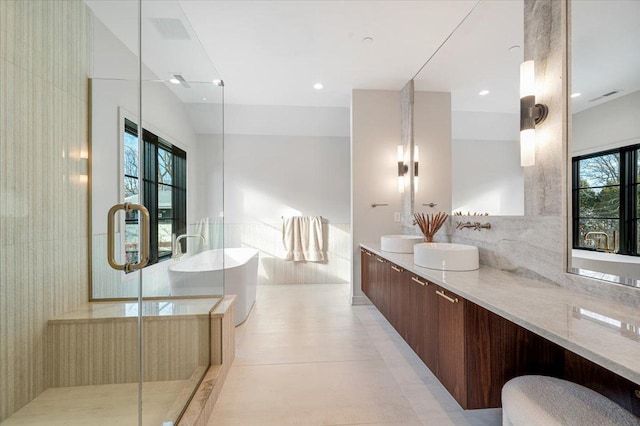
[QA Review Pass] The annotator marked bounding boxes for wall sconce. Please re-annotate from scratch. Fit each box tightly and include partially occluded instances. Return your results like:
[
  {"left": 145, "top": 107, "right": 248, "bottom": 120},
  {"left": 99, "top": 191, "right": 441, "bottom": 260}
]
[
  {"left": 79, "top": 157, "right": 89, "bottom": 176},
  {"left": 397, "top": 145, "right": 408, "bottom": 193},
  {"left": 413, "top": 146, "right": 419, "bottom": 193},
  {"left": 520, "top": 60, "right": 548, "bottom": 167},
  {"left": 397, "top": 145, "right": 419, "bottom": 193}
]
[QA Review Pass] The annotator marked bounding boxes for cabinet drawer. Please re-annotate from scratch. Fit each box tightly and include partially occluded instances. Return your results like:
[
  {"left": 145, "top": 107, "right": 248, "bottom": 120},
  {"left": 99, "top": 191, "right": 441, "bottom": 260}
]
[{"left": 436, "top": 286, "right": 467, "bottom": 407}]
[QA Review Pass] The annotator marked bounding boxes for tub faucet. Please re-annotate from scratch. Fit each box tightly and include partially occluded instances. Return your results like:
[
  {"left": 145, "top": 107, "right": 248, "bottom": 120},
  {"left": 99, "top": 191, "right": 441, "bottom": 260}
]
[
  {"left": 173, "top": 234, "right": 205, "bottom": 260},
  {"left": 584, "top": 231, "right": 615, "bottom": 253}
]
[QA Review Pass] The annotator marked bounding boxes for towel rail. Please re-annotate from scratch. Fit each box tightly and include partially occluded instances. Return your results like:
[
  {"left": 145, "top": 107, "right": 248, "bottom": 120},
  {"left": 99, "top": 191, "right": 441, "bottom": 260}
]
[{"left": 281, "top": 215, "right": 328, "bottom": 223}]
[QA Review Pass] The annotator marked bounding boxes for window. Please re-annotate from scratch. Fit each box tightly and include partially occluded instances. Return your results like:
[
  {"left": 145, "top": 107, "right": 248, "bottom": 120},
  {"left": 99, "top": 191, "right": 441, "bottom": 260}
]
[
  {"left": 572, "top": 144, "right": 638, "bottom": 255},
  {"left": 124, "top": 119, "right": 187, "bottom": 265}
]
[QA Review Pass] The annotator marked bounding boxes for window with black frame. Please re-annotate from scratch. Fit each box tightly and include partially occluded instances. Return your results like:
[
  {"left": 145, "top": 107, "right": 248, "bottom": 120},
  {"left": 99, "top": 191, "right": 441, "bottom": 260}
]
[
  {"left": 124, "top": 119, "right": 187, "bottom": 265},
  {"left": 572, "top": 145, "right": 638, "bottom": 255}
]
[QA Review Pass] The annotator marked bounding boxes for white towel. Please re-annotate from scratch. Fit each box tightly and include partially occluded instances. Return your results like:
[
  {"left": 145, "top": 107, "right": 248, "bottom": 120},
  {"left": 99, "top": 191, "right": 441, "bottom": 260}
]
[
  {"left": 282, "top": 216, "right": 325, "bottom": 262},
  {"left": 195, "top": 217, "right": 210, "bottom": 252}
]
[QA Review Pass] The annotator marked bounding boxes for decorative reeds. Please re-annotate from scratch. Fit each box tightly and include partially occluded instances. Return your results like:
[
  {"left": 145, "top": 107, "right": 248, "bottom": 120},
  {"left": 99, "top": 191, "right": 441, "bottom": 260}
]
[{"left": 413, "top": 212, "right": 448, "bottom": 242}]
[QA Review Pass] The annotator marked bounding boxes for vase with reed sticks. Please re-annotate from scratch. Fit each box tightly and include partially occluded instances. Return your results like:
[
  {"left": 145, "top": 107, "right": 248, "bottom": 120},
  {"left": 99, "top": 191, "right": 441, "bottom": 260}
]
[{"left": 413, "top": 212, "right": 448, "bottom": 243}]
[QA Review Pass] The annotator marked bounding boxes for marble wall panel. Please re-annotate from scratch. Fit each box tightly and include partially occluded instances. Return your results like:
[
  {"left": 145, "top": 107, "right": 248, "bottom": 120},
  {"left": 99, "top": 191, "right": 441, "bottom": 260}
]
[
  {"left": 401, "top": 80, "right": 414, "bottom": 216},
  {"left": 47, "top": 316, "right": 210, "bottom": 387},
  {"left": 0, "top": 0, "right": 91, "bottom": 420}
]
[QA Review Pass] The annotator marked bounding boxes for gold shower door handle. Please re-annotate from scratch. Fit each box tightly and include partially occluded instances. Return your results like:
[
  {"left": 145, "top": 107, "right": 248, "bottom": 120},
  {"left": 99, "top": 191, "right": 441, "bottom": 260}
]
[{"left": 107, "top": 203, "right": 150, "bottom": 272}]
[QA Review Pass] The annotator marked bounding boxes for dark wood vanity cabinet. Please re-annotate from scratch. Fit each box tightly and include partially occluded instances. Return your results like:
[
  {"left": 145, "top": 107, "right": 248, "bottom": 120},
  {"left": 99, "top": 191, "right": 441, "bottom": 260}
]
[
  {"left": 435, "top": 287, "right": 467, "bottom": 405},
  {"left": 363, "top": 265, "right": 558, "bottom": 409},
  {"left": 432, "top": 285, "right": 563, "bottom": 409},
  {"left": 374, "top": 256, "right": 390, "bottom": 318},
  {"left": 406, "top": 275, "right": 425, "bottom": 359},
  {"left": 362, "top": 260, "right": 536, "bottom": 409},
  {"left": 388, "top": 265, "right": 409, "bottom": 337},
  {"left": 360, "top": 249, "right": 390, "bottom": 317},
  {"left": 387, "top": 270, "right": 440, "bottom": 375},
  {"left": 407, "top": 275, "right": 439, "bottom": 373},
  {"left": 360, "top": 249, "right": 640, "bottom": 413},
  {"left": 361, "top": 249, "right": 381, "bottom": 308},
  {"left": 360, "top": 249, "right": 372, "bottom": 297}
]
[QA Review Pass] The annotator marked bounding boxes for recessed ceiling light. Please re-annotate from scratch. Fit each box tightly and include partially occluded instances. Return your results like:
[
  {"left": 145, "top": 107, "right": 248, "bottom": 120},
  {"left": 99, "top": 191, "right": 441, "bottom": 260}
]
[
  {"left": 314, "top": 82, "right": 324, "bottom": 90},
  {"left": 202, "top": 97, "right": 207, "bottom": 101},
  {"left": 169, "top": 77, "right": 180, "bottom": 85},
  {"left": 362, "top": 36, "right": 373, "bottom": 44},
  {"left": 571, "top": 92, "right": 581, "bottom": 98},
  {"left": 479, "top": 90, "right": 490, "bottom": 96}
]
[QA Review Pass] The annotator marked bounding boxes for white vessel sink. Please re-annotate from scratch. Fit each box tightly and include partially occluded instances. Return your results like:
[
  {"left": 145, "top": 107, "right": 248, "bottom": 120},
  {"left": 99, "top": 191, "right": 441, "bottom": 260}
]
[
  {"left": 380, "top": 235, "right": 424, "bottom": 253},
  {"left": 414, "top": 243, "right": 479, "bottom": 271}
]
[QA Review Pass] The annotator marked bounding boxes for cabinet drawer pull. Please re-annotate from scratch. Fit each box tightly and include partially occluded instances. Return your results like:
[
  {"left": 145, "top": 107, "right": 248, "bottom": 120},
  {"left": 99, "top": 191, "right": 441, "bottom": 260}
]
[
  {"left": 411, "top": 276, "right": 426, "bottom": 286},
  {"left": 436, "top": 290, "right": 458, "bottom": 303},
  {"left": 366, "top": 251, "right": 372, "bottom": 256},
  {"left": 391, "top": 265, "right": 403, "bottom": 272},
  {"left": 376, "top": 257, "right": 385, "bottom": 263}
]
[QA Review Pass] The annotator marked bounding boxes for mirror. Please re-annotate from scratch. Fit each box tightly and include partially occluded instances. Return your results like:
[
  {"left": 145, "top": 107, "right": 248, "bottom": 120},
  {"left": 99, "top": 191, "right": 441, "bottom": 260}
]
[
  {"left": 87, "top": 0, "right": 224, "bottom": 299},
  {"left": 569, "top": 0, "right": 640, "bottom": 286},
  {"left": 413, "top": 0, "right": 525, "bottom": 216}
]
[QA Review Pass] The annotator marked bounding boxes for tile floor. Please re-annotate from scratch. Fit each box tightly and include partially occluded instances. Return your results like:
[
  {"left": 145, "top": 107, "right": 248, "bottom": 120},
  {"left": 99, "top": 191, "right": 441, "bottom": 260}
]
[
  {"left": 1, "top": 379, "right": 191, "bottom": 425},
  {"left": 208, "top": 283, "right": 502, "bottom": 426}
]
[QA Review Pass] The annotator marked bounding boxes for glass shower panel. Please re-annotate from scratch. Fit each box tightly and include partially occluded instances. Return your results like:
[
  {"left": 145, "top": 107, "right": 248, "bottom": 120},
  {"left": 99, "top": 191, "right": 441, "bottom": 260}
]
[
  {"left": 1, "top": 0, "right": 144, "bottom": 424},
  {"left": 88, "top": 0, "right": 145, "bottom": 300},
  {"left": 140, "top": 1, "right": 224, "bottom": 424},
  {"left": 87, "top": 0, "right": 146, "bottom": 424}
]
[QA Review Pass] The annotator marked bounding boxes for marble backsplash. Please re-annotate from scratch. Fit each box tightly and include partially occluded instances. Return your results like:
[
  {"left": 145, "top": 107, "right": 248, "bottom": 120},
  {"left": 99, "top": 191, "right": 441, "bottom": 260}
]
[{"left": 402, "top": 214, "right": 640, "bottom": 307}]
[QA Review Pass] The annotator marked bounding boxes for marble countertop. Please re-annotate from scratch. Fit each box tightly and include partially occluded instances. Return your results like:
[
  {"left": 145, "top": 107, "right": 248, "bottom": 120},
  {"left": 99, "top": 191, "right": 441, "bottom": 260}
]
[{"left": 361, "top": 242, "right": 640, "bottom": 386}]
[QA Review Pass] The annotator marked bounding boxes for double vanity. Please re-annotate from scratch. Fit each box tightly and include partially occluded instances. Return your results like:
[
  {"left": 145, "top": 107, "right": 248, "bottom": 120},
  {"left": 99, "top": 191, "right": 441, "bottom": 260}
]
[{"left": 360, "top": 240, "right": 640, "bottom": 415}]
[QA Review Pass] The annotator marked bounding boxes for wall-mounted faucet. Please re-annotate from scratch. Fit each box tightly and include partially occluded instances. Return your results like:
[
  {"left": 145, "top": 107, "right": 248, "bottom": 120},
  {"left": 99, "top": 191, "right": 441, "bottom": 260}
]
[
  {"left": 584, "top": 231, "right": 615, "bottom": 253},
  {"left": 172, "top": 234, "right": 205, "bottom": 260},
  {"left": 456, "top": 221, "right": 491, "bottom": 231}
]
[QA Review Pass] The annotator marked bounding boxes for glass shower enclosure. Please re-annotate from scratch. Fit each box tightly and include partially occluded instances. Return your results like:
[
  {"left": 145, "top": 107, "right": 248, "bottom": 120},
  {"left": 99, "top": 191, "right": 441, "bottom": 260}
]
[{"left": 0, "top": 0, "right": 224, "bottom": 424}]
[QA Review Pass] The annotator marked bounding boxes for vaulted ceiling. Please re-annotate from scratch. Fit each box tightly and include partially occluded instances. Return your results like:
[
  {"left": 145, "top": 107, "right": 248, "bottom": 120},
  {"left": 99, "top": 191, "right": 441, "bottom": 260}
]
[{"left": 85, "top": 0, "right": 639, "bottom": 115}]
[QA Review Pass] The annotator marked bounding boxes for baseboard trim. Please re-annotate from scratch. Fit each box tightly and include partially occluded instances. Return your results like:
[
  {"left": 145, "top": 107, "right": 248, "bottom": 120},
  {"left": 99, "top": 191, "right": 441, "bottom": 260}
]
[{"left": 351, "top": 295, "right": 371, "bottom": 306}]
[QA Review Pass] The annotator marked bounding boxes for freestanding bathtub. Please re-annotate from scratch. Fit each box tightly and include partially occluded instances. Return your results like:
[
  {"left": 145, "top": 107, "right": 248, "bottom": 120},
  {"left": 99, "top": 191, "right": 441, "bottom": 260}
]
[{"left": 168, "top": 248, "right": 259, "bottom": 326}]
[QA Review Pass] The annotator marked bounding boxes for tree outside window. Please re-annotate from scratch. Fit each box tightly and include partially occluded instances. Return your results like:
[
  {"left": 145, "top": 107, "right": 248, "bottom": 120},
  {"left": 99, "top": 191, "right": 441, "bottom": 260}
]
[
  {"left": 573, "top": 145, "right": 638, "bottom": 255},
  {"left": 124, "top": 119, "right": 187, "bottom": 265}
]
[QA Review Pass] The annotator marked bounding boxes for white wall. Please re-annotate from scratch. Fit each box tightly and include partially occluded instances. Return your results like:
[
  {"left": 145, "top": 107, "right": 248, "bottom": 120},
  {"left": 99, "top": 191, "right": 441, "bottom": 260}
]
[
  {"left": 451, "top": 111, "right": 523, "bottom": 216},
  {"left": 192, "top": 134, "right": 224, "bottom": 221},
  {"left": 189, "top": 103, "right": 352, "bottom": 285},
  {"left": 189, "top": 103, "right": 349, "bottom": 137},
  {"left": 351, "top": 90, "right": 404, "bottom": 303},
  {"left": 452, "top": 139, "right": 523, "bottom": 215},
  {"left": 452, "top": 111, "right": 520, "bottom": 141},
  {"left": 572, "top": 90, "right": 640, "bottom": 155},
  {"left": 187, "top": 102, "right": 350, "bottom": 223},
  {"left": 224, "top": 134, "right": 350, "bottom": 224}
]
